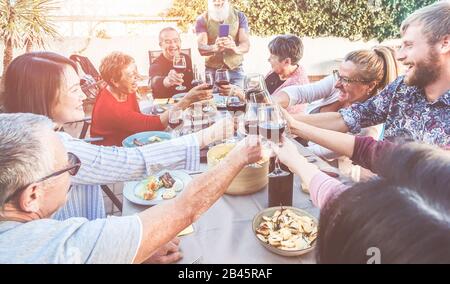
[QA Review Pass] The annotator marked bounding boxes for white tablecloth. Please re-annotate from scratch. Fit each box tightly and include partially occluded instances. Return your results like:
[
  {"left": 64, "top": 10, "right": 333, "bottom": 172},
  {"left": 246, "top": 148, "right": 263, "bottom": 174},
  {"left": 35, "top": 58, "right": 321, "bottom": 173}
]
[{"left": 122, "top": 141, "right": 344, "bottom": 264}]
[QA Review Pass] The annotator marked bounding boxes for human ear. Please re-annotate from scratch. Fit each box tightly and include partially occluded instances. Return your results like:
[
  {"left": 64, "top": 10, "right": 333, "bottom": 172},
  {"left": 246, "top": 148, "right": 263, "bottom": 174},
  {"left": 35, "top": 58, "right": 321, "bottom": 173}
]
[
  {"left": 18, "top": 183, "right": 42, "bottom": 213},
  {"left": 439, "top": 35, "right": 450, "bottom": 54}
]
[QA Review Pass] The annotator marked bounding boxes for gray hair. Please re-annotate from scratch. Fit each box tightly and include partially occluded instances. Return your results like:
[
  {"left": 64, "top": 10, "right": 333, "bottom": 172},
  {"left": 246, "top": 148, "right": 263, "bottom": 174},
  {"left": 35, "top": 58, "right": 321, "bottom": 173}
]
[
  {"left": 0, "top": 113, "right": 54, "bottom": 207},
  {"left": 401, "top": 1, "right": 450, "bottom": 45},
  {"left": 268, "top": 35, "right": 304, "bottom": 65}
]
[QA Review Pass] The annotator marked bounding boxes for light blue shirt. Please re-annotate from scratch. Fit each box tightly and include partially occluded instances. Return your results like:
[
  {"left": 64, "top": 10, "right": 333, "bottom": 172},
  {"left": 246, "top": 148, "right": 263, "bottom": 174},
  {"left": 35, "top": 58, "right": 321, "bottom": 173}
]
[{"left": 0, "top": 215, "right": 142, "bottom": 264}]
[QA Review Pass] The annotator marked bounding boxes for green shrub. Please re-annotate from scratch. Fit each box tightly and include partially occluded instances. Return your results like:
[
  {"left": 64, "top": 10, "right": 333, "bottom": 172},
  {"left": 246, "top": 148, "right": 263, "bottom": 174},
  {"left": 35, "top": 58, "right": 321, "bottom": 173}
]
[{"left": 167, "top": 0, "right": 438, "bottom": 41}]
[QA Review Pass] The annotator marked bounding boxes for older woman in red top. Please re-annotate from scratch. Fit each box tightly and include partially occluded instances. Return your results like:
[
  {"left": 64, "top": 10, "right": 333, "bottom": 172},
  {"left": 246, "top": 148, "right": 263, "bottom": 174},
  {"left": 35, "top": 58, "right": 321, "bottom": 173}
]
[{"left": 91, "top": 52, "right": 212, "bottom": 146}]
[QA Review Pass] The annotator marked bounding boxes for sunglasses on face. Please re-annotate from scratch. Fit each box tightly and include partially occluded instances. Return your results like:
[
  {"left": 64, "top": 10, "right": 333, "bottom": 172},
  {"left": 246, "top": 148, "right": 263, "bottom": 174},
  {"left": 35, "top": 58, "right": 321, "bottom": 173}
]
[
  {"left": 4, "top": 152, "right": 81, "bottom": 204},
  {"left": 333, "top": 70, "right": 371, "bottom": 85}
]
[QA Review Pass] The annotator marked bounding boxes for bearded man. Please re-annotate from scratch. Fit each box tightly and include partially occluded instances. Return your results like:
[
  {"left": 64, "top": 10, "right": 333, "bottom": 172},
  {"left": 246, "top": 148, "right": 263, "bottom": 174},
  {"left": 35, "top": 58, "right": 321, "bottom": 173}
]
[
  {"left": 285, "top": 1, "right": 450, "bottom": 147},
  {"left": 195, "top": 0, "right": 250, "bottom": 89}
]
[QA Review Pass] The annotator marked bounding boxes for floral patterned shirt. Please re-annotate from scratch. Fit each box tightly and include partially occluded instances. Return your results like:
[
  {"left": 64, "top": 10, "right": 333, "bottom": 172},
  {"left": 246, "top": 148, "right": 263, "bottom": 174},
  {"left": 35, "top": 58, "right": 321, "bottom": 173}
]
[{"left": 339, "top": 76, "right": 449, "bottom": 146}]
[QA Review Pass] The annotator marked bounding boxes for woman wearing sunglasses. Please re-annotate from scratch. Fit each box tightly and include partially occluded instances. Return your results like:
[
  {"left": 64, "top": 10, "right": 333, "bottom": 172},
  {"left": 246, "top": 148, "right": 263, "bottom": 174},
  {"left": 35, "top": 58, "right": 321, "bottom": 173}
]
[
  {"left": 273, "top": 46, "right": 399, "bottom": 180},
  {"left": 2, "top": 52, "right": 232, "bottom": 223}
]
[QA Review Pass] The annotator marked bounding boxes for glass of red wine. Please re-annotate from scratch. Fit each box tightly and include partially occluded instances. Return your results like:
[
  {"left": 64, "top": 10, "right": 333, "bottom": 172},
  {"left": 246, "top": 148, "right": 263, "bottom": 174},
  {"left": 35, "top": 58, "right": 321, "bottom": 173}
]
[
  {"left": 215, "top": 69, "right": 230, "bottom": 94},
  {"left": 243, "top": 102, "right": 264, "bottom": 168},
  {"left": 225, "top": 86, "right": 246, "bottom": 143},
  {"left": 244, "top": 73, "right": 272, "bottom": 104},
  {"left": 191, "top": 65, "right": 203, "bottom": 88},
  {"left": 258, "top": 104, "right": 289, "bottom": 177},
  {"left": 168, "top": 106, "right": 184, "bottom": 137},
  {"left": 173, "top": 54, "right": 187, "bottom": 91},
  {"left": 243, "top": 103, "right": 259, "bottom": 136},
  {"left": 202, "top": 72, "right": 215, "bottom": 113}
]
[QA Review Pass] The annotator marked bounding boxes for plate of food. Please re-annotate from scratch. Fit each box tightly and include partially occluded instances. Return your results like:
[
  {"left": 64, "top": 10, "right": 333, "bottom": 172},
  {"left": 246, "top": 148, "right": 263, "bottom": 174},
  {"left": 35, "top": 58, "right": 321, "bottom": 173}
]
[
  {"left": 252, "top": 206, "right": 318, "bottom": 257},
  {"left": 122, "top": 131, "right": 172, "bottom": 147},
  {"left": 123, "top": 170, "right": 192, "bottom": 206}
]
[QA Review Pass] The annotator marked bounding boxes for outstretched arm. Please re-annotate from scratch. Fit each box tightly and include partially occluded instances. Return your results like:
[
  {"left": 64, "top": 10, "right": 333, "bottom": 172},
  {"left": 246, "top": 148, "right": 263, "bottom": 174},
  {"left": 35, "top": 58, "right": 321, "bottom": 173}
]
[{"left": 133, "top": 137, "right": 263, "bottom": 263}]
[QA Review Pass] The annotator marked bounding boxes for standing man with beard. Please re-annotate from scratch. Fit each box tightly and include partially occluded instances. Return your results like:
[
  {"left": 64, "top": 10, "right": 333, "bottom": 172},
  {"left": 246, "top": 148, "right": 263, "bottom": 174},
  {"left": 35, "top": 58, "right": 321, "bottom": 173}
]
[
  {"left": 149, "top": 27, "right": 194, "bottom": 99},
  {"left": 288, "top": 1, "right": 450, "bottom": 147},
  {"left": 195, "top": 0, "right": 250, "bottom": 89}
]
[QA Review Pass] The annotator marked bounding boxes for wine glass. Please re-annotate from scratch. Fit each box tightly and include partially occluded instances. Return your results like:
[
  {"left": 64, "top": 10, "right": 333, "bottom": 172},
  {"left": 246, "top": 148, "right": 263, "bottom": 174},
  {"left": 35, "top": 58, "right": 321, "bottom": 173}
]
[
  {"left": 191, "top": 65, "right": 203, "bottom": 88},
  {"left": 136, "top": 76, "right": 152, "bottom": 100},
  {"left": 215, "top": 69, "right": 230, "bottom": 94},
  {"left": 173, "top": 54, "right": 187, "bottom": 91},
  {"left": 168, "top": 106, "right": 184, "bottom": 137},
  {"left": 258, "top": 104, "right": 289, "bottom": 177},
  {"left": 225, "top": 85, "right": 246, "bottom": 143},
  {"left": 202, "top": 72, "right": 215, "bottom": 113},
  {"left": 136, "top": 76, "right": 154, "bottom": 114},
  {"left": 244, "top": 73, "right": 272, "bottom": 104},
  {"left": 243, "top": 102, "right": 259, "bottom": 136},
  {"left": 243, "top": 102, "right": 264, "bottom": 168}
]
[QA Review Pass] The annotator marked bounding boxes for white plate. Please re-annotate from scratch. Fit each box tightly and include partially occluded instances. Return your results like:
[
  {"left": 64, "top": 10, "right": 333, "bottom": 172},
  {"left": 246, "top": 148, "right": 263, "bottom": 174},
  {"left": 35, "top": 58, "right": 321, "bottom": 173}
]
[{"left": 123, "top": 170, "right": 192, "bottom": 206}]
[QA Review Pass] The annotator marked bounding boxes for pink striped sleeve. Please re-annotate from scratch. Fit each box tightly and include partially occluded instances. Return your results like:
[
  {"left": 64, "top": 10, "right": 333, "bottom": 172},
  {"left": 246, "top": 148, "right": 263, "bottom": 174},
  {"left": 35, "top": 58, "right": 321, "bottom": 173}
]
[{"left": 309, "top": 172, "right": 350, "bottom": 209}]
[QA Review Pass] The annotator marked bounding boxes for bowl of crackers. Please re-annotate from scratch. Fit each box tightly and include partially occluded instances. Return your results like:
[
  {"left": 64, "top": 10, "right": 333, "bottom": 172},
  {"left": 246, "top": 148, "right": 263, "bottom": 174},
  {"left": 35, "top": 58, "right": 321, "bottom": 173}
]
[{"left": 252, "top": 206, "right": 318, "bottom": 256}]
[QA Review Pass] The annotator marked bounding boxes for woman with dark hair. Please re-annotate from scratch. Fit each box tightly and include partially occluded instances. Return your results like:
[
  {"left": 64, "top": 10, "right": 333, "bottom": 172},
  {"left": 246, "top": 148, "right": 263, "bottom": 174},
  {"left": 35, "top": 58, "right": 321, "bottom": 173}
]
[
  {"left": 2, "top": 52, "right": 233, "bottom": 226},
  {"left": 4, "top": 52, "right": 85, "bottom": 122},
  {"left": 317, "top": 143, "right": 450, "bottom": 263},
  {"left": 272, "top": 133, "right": 450, "bottom": 263},
  {"left": 265, "top": 35, "right": 309, "bottom": 97},
  {"left": 90, "top": 51, "right": 212, "bottom": 146}
]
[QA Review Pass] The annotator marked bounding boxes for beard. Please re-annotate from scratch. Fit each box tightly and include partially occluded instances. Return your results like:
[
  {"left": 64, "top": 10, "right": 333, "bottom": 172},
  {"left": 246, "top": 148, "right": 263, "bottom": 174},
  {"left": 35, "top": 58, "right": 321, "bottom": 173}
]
[
  {"left": 208, "top": 0, "right": 230, "bottom": 22},
  {"left": 404, "top": 48, "right": 441, "bottom": 88}
]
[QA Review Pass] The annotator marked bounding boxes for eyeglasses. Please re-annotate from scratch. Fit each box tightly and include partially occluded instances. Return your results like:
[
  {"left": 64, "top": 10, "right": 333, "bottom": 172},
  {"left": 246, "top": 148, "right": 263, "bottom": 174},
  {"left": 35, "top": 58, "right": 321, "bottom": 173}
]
[
  {"left": 4, "top": 152, "right": 81, "bottom": 203},
  {"left": 333, "top": 70, "right": 371, "bottom": 85}
]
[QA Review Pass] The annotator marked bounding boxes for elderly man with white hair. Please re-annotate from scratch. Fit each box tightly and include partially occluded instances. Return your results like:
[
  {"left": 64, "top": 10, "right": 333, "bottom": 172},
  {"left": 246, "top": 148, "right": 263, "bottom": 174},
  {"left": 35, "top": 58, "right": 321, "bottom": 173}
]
[
  {"left": 0, "top": 113, "right": 263, "bottom": 264},
  {"left": 196, "top": 0, "right": 250, "bottom": 89}
]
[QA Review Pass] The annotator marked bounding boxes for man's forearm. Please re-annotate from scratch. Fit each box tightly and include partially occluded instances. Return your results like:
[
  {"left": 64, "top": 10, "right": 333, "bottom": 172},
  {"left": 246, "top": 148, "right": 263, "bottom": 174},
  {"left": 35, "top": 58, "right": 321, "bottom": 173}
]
[
  {"left": 234, "top": 41, "right": 249, "bottom": 55},
  {"left": 292, "top": 112, "right": 349, "bottom": 133},
  {"left": 135, "top": 154, "right": 245, "bottom": 263},
  {"left": 198, "top": 44, "right": 216, "bottom": 56}
]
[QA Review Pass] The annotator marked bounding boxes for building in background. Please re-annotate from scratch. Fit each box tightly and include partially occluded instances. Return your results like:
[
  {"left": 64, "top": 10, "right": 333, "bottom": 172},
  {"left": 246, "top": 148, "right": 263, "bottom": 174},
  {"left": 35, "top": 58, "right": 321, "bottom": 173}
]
[{"left": 52, "top": 0, "right": 178, "bottom": 37}]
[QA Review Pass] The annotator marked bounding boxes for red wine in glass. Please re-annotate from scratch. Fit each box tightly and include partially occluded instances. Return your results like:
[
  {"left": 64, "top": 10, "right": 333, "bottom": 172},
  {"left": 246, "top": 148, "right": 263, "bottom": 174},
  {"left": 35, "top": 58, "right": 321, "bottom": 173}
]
[
  {"left": 244, "top": 120, "right": 259, "bottom": 135},
  {"left": 169, "top": 119, "right": 183, "bottom": 129},
  {"left": 174, "top": 66, "right": 186, "bottom": 73},
  {"left": 259, "top": 122, "right": 285, "bottom": 142},
  {"left": 216, "top": 80, "right": 230, "bottom": 87},
  {"left": 226, "top": 101, "right": 246, "bottom": 114}
]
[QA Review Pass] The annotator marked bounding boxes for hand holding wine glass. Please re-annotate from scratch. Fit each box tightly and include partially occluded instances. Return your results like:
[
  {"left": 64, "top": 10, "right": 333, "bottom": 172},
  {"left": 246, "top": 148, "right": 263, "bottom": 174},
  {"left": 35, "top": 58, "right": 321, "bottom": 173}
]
[{"left": 173, "top": 54, "right": 187, "bottom": 91}]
